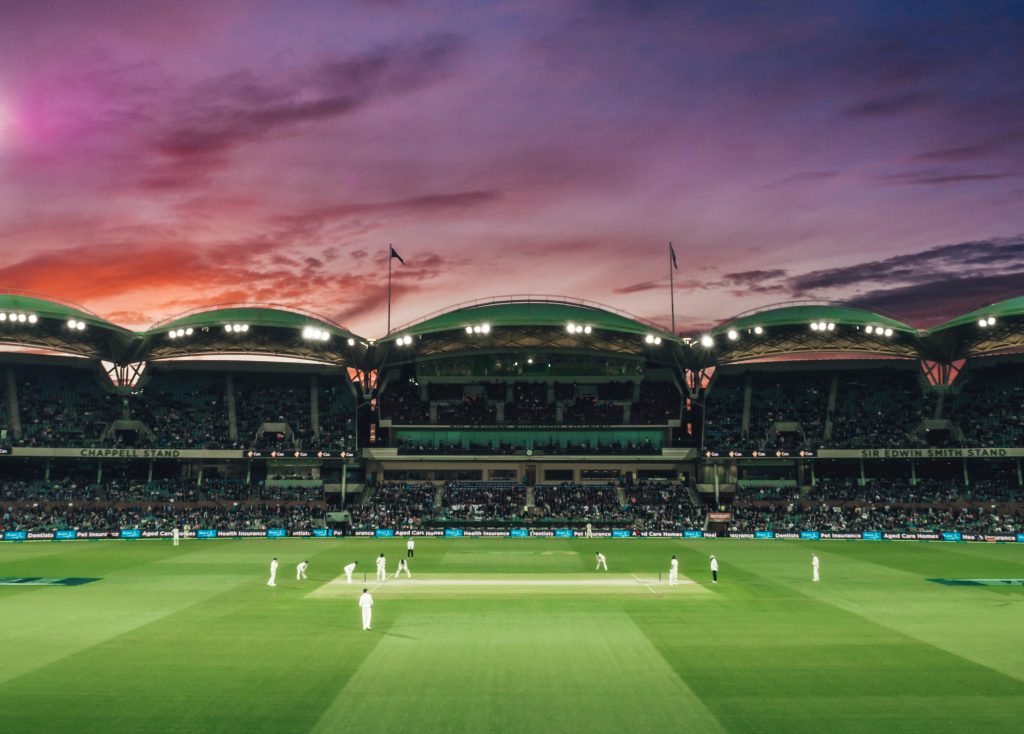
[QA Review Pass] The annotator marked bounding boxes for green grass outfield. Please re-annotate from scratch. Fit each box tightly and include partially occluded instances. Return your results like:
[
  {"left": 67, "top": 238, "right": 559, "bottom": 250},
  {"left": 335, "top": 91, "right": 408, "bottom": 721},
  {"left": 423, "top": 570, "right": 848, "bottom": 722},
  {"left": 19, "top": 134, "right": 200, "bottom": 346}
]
[{"left": 2, "top": 537, "right": 1024, "bottom": 733}]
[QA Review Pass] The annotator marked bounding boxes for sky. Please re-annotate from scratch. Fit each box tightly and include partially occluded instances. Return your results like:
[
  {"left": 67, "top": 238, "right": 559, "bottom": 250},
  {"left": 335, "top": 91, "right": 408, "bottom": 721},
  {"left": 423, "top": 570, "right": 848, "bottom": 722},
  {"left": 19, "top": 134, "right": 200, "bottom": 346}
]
[{"left": 0, "top": 0, "right": 1022, "bottom": 338}]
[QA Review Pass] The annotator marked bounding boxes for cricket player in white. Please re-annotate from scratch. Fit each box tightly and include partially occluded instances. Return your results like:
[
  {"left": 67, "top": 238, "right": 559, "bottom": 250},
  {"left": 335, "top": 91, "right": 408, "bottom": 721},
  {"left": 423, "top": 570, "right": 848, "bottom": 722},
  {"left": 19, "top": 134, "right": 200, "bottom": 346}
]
[
  {"left": 669, "top": 555, "right": 679, "bottom": 585},
  {"left": 172, "top": 527, "right": 179, "bottom": 546},
  {"left": 343, "top": 561, "right": 358, "bottom": 584},
  {"left": 585, "top": 522, "right": 593, "bottom": 538},
  {"left": 395, "top": 558, "right": 411, "bottom": 578},
  {"left": 267, "top": 557, "right": 279, "bottom": 587},
  {"left": 359, "top": 588, "right": 374, "bottom": 630},
  {"left": 376, "top": 553, "right": 387, "bottom": 581},
  {"left": 296, "top": 560, "right": 309, "bottom": 580},
  {"left": 595, "top": 552, "right": 607, "bottom": 570},
  {"left": 710, "top": 555, "right": 719, "bottom": 583},
  {"left": 406, "top": 538, "right": 415, "bottom": 558},
  {"left": 812, "top": 554, "right": 820, "bottom": 582}
]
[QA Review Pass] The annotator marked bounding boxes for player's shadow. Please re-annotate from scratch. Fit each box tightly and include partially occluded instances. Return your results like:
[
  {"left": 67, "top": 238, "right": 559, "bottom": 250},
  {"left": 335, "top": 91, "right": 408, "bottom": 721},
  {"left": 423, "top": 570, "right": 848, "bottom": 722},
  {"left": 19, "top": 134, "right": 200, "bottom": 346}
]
[{"left": 379, "top": 630, "right": 417, "bottom": 640}]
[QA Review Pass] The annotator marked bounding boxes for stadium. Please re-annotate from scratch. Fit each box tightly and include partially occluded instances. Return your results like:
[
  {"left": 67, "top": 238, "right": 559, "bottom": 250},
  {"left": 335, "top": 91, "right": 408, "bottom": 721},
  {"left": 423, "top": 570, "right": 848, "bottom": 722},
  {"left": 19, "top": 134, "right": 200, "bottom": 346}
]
[{"left": 2, "top": 289, "right": 1023, "bottom": 732}]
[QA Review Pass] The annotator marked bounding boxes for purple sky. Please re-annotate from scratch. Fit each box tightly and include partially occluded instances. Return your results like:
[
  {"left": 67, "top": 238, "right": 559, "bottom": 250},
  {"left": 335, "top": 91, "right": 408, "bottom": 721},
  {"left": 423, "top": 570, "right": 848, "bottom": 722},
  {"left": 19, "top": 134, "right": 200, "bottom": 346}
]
[{"left": 0, "top": 0, "right": 1022, "bottom": 337}]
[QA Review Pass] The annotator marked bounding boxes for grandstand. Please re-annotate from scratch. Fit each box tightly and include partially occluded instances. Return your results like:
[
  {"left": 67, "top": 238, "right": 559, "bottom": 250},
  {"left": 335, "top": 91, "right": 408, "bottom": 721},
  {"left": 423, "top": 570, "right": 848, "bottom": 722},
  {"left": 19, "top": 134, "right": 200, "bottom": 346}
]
[{"left": 0, "top": 291, "right": 1022, "bottom": 536}]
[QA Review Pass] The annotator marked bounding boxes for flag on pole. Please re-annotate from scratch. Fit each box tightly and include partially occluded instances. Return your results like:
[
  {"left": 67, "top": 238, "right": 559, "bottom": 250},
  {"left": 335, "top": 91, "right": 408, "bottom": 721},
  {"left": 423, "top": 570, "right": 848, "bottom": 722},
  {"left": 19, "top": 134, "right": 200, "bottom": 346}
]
[
  {"left": 390, "top": 245, "right": 405, "bottom": 265},
  {"left": 669, "top": 242, "right": 678, "bottom": 269}
]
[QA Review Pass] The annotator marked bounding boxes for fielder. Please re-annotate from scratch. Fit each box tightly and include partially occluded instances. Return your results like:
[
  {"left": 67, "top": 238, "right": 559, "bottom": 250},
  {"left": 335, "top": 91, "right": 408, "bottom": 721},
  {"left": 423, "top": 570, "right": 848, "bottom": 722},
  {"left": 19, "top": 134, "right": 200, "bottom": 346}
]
[
  {"left": 595, "top": 552, "right": 608, "bottom": 571},
  {"left": 407, "top": 537, "right": 415, "bottom": 558},
  {"left": 812, "top": 553, "right": 820, "bottom": 583},
  {"left": 297, "top": 560, "right": 309, "bottom": 580},
  {"left": 359, "top": 588, "right": 374, "bottom": 630},
  {"left": 343, "top": 561, "right": 358, "bottom": 584},
  {"left": 710, "top": 555, "right": 718, "bottom": 584},
  {"left": 376, "top": 553, "right": 387, "bottom": 581},
  {"left": 267, "top": 557, "right": 278, "bottom": 587},
  {"left": 172, "top": 527, "right": 180, "bottom": 547},
  {"left": 669, "top": 555, "right": 679, "bottom": 586},
  {"left": 395, "top": 558, "right": 411, "bottom": 578}
]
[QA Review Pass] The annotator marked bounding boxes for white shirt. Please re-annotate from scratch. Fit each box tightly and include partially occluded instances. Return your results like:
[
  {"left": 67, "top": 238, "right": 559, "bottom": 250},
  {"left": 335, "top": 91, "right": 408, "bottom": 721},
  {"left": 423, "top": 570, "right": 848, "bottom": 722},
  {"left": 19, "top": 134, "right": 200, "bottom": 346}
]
[
  {"left": 399, "top": 559, "right": 408, "bottom": 568},
  {"left": 670, "top": 559, "right": 678, "bottom": 571},
  {"left": 710, "top": 558, "right": 718, "bottom": 571},
  {"left": 358, "top": 592, "right": 373, "bottom": 608},
  {"left": 297, "top": 562, "right": 308, "bottom": 572},
  {"left": 344, "top": 562, "right": 357, "bottom": 574},
  {"left": 596, "top": 553, "right": 606, "bottom": 563},
  {"left": 407, "top": 539, "right": 415, "bottom": 549},
  {"left": 172, "top": 528, "right": 179, "bottom": 537},
  {"left": 270, "top": 559, "right": 279, "bottom": 572},
  {"left": 376, "top": 557, "right": 386, "bottom": 568},
  {"left": 812, "top": 556, "right": 820, "bottom": 568}
]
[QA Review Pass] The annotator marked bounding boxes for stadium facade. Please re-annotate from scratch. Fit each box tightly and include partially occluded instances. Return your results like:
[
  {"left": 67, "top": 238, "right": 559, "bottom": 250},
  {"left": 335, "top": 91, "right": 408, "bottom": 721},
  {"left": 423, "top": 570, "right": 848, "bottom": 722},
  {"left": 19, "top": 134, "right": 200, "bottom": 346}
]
[{"left": 0, "top": 290, "right": 1021, "bottom": 540}]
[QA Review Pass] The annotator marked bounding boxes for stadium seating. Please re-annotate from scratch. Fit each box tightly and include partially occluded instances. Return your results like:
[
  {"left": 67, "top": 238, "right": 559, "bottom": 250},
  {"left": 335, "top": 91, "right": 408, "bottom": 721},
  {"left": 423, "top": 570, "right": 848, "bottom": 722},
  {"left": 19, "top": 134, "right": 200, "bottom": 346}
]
[
  {"left": 15, "top": 366, "right": 121, "bottom": 447},
  {"left": 131, "top": 370, "right": 231, "bottom": 448}
]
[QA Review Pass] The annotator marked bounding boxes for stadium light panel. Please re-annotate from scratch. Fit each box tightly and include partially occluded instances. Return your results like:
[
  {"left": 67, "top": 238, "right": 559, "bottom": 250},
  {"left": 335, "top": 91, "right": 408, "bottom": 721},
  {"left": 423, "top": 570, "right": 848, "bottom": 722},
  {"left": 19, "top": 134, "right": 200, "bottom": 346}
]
[
  {"left": 17, "top": 313, "right": 26, "bottom": 323},
  {"left": 883, "top": 328, "right": 893, "bottom": 337},
  {"left": 184, "top": 328, "right": 192, "bottom": 335},
  {"left": 583, "top": 325, "right": 592, "bottom": 334},
  {"left": 753, "top": 326, "right": 763, "bottom": 335},
  {"left": 28, "top": 314, "right": 37, "bottom": 324},
  {"left": 481, "top": 323, "right": 490, "bottom": 334},
  {"left": 727, "top": 329, "right": 738, "bottom": 341},
  {"left": 827, "top": 322, "right": 835, "bottom": 331},
  {"left": 978, "top": 318, "right": 987, "bottom": 327},
  {"left": 347, "top": 338, "right": 355, "bottom": 346},
  {"left": 865, "top": 325, "right": 874, "bottom": 334},
  {"left": 0, "top": 313, "right": 5, "bottom": 321},
  {"left": 987, "top": 316, "right": 996, "bottom": 326},
  {"left": 644, "top": 334, "right": 654, "bottom": 344},
  {"left": 810, "top": 322, "right": 819, "bottom": 331},
  {"left": 700, "top": 334, "right": 713, "bottom": 348},
  {"left": 240, "top": 324, "right": 249, "bottom": 332},
  {"left": 465, "top": 326, "right": 473, "bottom": 334},
  {"left": 566, "top": 322, "right": 576, "bottom": 333},
  {"left": 224, "top": 324, "right": 232, "bottom": 333}
]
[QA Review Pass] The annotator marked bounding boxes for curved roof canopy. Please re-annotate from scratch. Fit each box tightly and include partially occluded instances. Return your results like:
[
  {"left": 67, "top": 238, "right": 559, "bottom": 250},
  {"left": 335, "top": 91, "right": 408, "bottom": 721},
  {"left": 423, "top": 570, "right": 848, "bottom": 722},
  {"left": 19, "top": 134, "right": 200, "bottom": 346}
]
[
  {"left": 135, "top": 304, "right": 365, "bottom": 364},
  {"left": 696, "top": 301, "right": 921, "bottom": 364},
  {"left": 0, "top": 291, "right": 135, "bottom": 359},
  {"left": 391, "top": 296, "right": 674, "bottom": 339}
]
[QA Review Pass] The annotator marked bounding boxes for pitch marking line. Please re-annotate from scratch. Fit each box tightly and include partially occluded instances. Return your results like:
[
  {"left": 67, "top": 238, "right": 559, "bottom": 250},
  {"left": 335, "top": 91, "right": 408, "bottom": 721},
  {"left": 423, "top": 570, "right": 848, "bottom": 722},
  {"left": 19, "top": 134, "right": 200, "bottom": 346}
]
[{"left": 630, "top": 573, "right": 660, "bottom": 594}]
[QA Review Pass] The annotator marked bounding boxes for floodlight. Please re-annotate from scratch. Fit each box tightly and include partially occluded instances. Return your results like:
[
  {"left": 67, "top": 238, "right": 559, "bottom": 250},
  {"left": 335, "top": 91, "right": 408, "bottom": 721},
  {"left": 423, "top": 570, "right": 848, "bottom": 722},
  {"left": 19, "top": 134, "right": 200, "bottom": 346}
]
[
  {"left": 8, "top": 313, "right": 16, "bottom": 321},
  {"left": 240, "top": 324, "right": 249, "bottom": 332},
  {"left": 987, "top": 316, "right": 996, "bottom": 326},
  {"left": 753, "top": 326, "right": 763, "bottom": 335},
  {"left": 68, "top": 319, "right": 77, "bottom": 329},
  {"left": 481, "top": 323, "right": 490, "bottom": 334},
  {"left": 566, "top": 323, "right": 576, "bottom": 333},
  {"left": 0, "top": 313, "right": 5, "bottom": 321},
  {"left": 827, "top": 322, "right": 835, "bottom": 331},
  {"left": 810, "top": 322, "right": 819, "bottom": 331},
  {"left": 347, "top": 338, "right": 355, "bottom": 346},
  {"left": 473, "top": 325, "right": 481, "bottom": 333},
  {"left": 644, "top": 334, "right": 654, "bottom": 344},
  {"left": 583, "top": 325, "right": 592, "bottom": 334},
  {"left": 527, "top": 357, "right": 534, "bottom": 364},
  {"left": 27, "top": 314, "right": 37, "bottom": 323},
  {"left": 700, "top": 334, "right": 713, "bottom": 348},
  {"left": 465, "top": 326, "right": 473, "bottom": 334},
  {"left": 654, "top": 336, "right": 662, "bottom": 345},
  {"left": 865, "top": 325, "right": 874, "bottom": 334},
  {"left": 225, "top": 324, "right": 232, "bottom": 332},
  {"left": 978, "top": 319, "right": 987, "bottom": 327},
  {"left": 883, "top": 328, "right": 893, "bottom": 337},
  {"left": 17, "top": 313, "right": 26, "bottom": 322},
  {"left": 184, "top": 328, "right": 192, "bottom": 335},
  {"left": 727, "top": 329, "right": 738, "bottom": 341},
  {"left": 321, "top": 332, "right": 330, "bottom": 342}
]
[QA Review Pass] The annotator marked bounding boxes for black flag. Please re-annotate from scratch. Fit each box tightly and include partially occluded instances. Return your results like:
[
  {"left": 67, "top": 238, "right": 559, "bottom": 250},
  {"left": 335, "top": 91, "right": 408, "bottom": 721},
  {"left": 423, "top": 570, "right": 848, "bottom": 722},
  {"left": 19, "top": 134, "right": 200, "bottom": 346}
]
[
  {"left": 669, "top": 242, "right": 678, "bottom": 269},
  {"left": 390, "top": 245, "right": 405, "bottom": 264}
]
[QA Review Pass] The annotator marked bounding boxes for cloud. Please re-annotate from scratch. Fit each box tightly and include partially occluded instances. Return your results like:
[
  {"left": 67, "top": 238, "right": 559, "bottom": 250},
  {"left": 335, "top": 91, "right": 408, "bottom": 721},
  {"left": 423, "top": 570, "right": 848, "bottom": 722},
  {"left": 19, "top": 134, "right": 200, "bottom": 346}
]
[
  {"left": 876, "top": 170, "right": 1020, "bottom": 186},
  {"left": 146, "top": 34, "right": 465, "bottom": 180},
  {"left": 841, "top": 90, "right": 939, "bottom": 118},
  {"left": 850, "top": 272, "right": 1024, "bottom": 326},
  {"left": 765, "top": 171, "right": 840, "bottom": 188}
]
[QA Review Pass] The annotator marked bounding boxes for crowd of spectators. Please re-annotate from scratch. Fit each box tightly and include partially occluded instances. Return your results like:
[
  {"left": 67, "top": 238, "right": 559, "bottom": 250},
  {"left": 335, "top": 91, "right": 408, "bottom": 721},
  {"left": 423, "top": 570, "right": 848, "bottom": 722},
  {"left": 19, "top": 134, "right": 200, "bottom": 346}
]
[
  {"left": 702, "top": 375, "right": 748, "bottom": 449},
  {"left": 439, "top": 481, "right": 528, "bottom": 521},
  {"left": 348, "top": 482, "right": 436, "bottom": 529},
  {"left": 826, "top": 370, "right": 929, "bottom": 448},
  {"left": 234, "top": 373, "right": 312, "bottom": 449},
  {"left": 506, "top": 383, "right": 555, "bottom": 424},
  {"left": 728, "top": 502, "right": 1019, "bottom": 534},
  {"left": 131, "top": 371, "right": 230, "bottom": 449},
  {"left": 631, "top": 382, "right": 681, "bottom": 424},
  {"left": 380, "top": 381, "right": 430, "bottom": 424},
  {"left": 532, "top": 483, "right": 624, "bottom": 521},
  {"left": 16, "top": 367, "right": 122, "bottom": 447},
  {"left": 947, "top": 365, "right": 1024, "bottom": 446},
  {"left": 622, "top": 481, "right": 702, "bottom": 531}
]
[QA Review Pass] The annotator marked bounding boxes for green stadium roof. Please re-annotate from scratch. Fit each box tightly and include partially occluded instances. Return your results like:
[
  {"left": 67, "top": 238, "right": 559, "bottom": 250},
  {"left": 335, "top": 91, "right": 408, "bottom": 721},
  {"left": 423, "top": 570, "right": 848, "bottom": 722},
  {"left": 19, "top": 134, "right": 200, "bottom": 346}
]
[
  {"left": 926, "top": 295, "right": 1024, "bottom": 333},
  {"left": 712, "top": 302, "right": 916, "bottom": 335},
  {"left": 0, "top": 292, "right": 129, "bottom": 333},
  {"left": 391, "top": 297, "right": 675, "bottom": 339},
  {"left": 149, "top": 305, "right": 357, "bottom": 337}
]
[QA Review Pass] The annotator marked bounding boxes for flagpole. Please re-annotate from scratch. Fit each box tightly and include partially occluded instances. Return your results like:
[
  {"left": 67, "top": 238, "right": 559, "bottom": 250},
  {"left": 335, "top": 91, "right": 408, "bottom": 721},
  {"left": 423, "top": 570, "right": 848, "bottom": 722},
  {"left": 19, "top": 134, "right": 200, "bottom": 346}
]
[
  {"left": 669, "top": 241, "right": 676, "bottom": 335},
  {"left": 387, "top": 243, "right": 393, "bottom": 335}
]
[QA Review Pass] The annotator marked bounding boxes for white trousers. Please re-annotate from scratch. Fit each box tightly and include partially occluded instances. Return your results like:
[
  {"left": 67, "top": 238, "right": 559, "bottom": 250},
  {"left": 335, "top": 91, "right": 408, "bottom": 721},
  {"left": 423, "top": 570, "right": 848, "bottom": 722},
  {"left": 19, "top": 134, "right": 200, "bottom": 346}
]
[
  {"left": 668, "top": 570, "right": 678, "bottom": 585},
  {"left": 376, "top": 567, "right": 386, "bottom": 580},
  {"left": 596, "top": 560, "right": 607, "bottom": 570},
  {"left": 267, "top": 572, "right": 276, "bottom": 586},
  {"left": 395, "top": 567, "right": 411, "bottom": 578},
  {"left": 345, "top": 571, "right": 354, "bottom": 584},
  {"left": 297, "top": 569, "right": 307, "bottom": 580},
  {"left": 813, "top": 568, "right": 820, "bottom": 582},
  {"left": 361, "top": 607, "right": 372, "bottom": 630}
]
